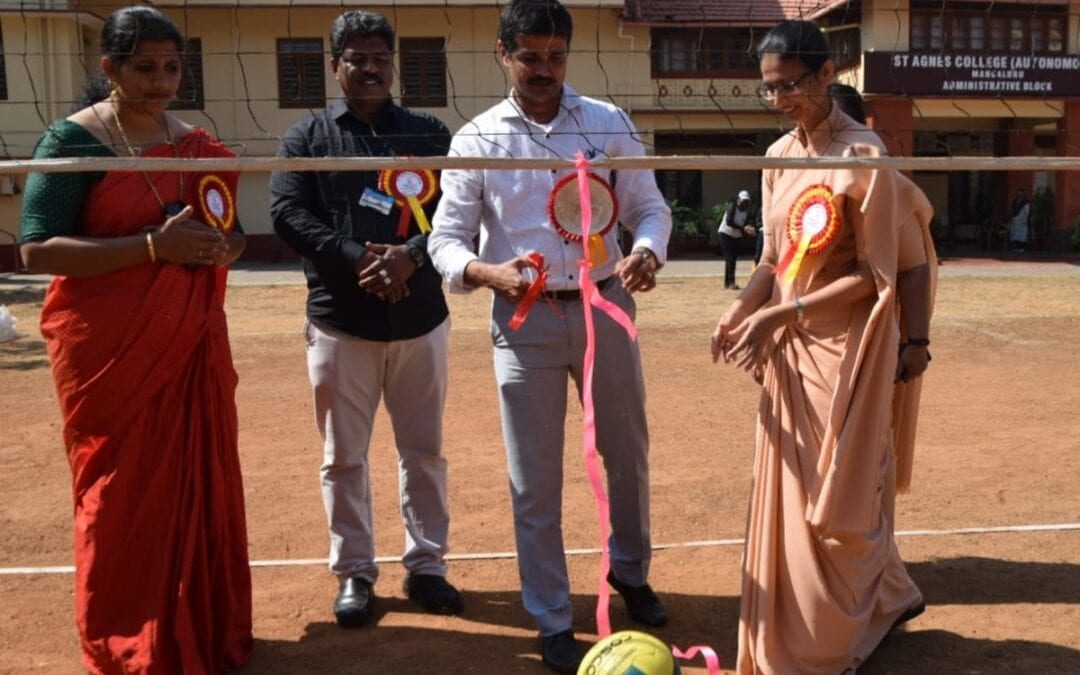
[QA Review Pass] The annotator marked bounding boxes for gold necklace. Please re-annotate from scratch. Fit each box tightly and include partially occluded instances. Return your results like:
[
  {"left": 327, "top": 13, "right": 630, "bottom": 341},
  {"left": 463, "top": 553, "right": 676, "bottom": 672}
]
[{"left": 110, "top": 96, "right": 184, "bottom": 215}]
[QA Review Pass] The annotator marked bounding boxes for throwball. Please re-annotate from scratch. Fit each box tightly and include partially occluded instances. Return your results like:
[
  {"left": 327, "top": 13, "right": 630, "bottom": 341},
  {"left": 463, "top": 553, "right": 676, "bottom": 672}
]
[{"left": 578, "top": 630, "right": 681, "bottom": 675}]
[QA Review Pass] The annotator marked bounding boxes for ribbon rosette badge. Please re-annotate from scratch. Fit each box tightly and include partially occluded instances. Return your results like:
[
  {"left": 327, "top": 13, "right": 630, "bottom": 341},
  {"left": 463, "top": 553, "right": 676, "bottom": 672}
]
[
  {"left": 196, "top": 175, "right": 236, "bottom": 233},
  {"left": 773, "top": 184, "right": 841, "bottom": 282},
  {"left": 548, "top": 172, "right": 619, "bottom": 263},
  {"left": 378, "top": 168, "right": 438, "bottom": 238}
]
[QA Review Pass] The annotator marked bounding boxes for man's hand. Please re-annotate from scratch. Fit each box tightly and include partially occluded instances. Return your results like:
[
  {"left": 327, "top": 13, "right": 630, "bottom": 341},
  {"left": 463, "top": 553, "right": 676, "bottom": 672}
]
[
  {"left": 616, "top": 248, "right": 658, "bottom": 293},
  {"left": 464, "top": 256, "right": 534, "bottom": 304},
  {"left": 357, "top": 242, "right": 416, "bottom": 303}
]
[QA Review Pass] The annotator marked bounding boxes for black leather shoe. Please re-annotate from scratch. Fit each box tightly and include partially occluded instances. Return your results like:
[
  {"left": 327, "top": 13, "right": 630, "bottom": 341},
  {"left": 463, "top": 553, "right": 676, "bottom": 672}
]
[
  {"left": 333, "top": 577, "right": 374, "bottom": 628},
  {"left": 607, "top": 571, "right": 669, "bottom": 627},
  {"left": 404, "top": 574, "right": 464, "bottom": 615},
  {"left": 539, "top": 630, "right": 582, "bottom": 674}
]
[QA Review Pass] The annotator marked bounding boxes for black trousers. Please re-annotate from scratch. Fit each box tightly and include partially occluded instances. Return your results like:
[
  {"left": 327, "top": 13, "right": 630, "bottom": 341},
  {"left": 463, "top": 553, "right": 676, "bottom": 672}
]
[{"left": 718, "top": 232, "right": 741, "bottom": 288}]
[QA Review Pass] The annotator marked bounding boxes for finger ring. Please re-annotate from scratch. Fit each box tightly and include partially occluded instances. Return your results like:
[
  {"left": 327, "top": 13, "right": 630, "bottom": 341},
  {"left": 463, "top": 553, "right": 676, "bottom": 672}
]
[{"left": 378, "top": 269, "right": 389, "bottom": 278}]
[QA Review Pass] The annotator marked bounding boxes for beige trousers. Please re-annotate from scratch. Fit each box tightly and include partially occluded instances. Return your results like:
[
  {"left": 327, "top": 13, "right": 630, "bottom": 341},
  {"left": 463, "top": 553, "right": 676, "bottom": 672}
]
[{"left": 304, "top": 317, "right": 451, "bottom": 583}]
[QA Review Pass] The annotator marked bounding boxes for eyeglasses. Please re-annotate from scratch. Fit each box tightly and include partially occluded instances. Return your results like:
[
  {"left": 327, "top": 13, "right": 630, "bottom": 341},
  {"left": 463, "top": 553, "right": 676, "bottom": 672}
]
[{"left": 756, "top": 70, "right": 815, "bottom": 99}]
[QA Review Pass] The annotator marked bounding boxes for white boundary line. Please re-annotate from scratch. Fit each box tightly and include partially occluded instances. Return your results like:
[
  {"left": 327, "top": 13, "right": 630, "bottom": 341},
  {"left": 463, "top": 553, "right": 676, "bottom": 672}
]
[{"left": 2, "top": 522, "right": 1077, "bottom": 577}]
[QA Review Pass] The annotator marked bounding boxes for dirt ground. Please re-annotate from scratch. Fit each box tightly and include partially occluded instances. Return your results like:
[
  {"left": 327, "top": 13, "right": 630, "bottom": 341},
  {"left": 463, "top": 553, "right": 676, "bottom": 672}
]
[{"left": 1, "top": 265, "right": 1079, "bottom": 674}]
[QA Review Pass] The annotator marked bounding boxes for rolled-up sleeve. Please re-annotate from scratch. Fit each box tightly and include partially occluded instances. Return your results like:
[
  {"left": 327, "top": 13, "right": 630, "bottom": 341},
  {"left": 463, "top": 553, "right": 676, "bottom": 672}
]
[
  {"left": 430, "top": 135, "right": 483, "bottom": 292},
  {"left": 611, "top": 112, "right": 672, "bottom": 264}
]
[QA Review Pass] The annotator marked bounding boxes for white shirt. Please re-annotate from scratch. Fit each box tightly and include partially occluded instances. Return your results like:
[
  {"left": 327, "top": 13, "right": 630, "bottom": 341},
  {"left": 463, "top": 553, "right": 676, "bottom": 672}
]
[{"left": 429, "top": 85, "right": 672, "bottom": 292}]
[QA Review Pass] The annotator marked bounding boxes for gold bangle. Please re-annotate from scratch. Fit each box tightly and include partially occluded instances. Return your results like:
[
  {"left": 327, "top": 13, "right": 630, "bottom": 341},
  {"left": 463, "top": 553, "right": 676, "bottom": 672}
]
[{"left": 146, "top": 231, "right": 157, "bottom": 263}]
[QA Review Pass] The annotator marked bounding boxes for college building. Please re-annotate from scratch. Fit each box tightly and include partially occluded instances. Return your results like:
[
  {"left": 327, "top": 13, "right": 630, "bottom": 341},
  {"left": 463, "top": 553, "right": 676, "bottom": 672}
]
[{"left": 0, "top": 0, "right": 1077, "bottom": 270}]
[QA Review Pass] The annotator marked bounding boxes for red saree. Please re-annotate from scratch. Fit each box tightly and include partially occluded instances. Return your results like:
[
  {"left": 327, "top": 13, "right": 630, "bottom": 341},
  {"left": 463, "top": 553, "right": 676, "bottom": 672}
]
[{"left": 39, "top": 128, "right": 252, "bottom": 674}]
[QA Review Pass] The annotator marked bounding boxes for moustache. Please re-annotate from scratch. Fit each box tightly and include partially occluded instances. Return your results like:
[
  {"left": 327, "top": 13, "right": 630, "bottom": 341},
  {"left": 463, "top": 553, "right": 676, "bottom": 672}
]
[{"left": 527, "top": 78, "right": 556, "bottom": 86}]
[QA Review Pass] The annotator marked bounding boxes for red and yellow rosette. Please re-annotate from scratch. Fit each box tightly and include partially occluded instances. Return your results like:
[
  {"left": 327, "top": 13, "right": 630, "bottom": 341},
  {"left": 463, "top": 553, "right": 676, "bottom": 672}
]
[
  {"left": 196, "top": 174, "right": 236, "bottom": 233},
  {"left": 773, "top": 184, "right": 841, "bottom": 282},
  {"left": 548, "top": 172, "right": 619, "bottom": 264},
  {"left": 378, "top": 168, "right": 438, "bottom": 238}
]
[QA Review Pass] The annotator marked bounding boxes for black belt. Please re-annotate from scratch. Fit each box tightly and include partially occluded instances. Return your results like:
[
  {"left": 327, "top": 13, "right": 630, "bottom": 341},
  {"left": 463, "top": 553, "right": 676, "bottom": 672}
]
[{"left": 541, "top": 276, "right": 614, "bottom": 301}]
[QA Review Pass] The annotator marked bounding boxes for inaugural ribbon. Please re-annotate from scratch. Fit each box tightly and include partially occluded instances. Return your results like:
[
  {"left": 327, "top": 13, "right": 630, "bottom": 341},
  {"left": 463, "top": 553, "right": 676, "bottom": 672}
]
[
  {"left": 379, "top": 168, "right": 438, "bottom": 238},
  {"left": 507, "top": 252, "right": 550, "bottom": 331},
  {"left": 773, "top": 184, "right": 841, "bottom": 282},
  {"left": 573, "top": 151, "right": 637, "bottom": 638},
  {"left": 196, "top": 174, "right": 236, "bottom": 232}
]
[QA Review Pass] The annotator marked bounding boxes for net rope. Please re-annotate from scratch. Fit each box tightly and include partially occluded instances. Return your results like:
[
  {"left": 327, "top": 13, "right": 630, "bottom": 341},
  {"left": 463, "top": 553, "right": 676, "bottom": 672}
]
[{"left": 0, "top": 0, "right": 1074, "bottom": 162}]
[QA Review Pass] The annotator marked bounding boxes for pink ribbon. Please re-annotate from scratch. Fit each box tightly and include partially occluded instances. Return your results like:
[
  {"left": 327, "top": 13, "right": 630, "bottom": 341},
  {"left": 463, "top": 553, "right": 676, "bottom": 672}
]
[
  {"left": 672, "top": 645, "right": 723, "bottom": 674},
  {"left": 575, "top": 151, "right": 636, "bottom": 638},
  {"left": 576, "top": 152, "right": 722, "bottom": 672}
]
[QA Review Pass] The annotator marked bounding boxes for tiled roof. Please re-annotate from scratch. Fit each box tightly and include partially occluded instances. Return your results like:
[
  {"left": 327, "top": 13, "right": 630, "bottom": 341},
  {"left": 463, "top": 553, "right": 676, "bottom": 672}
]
[{"left": 623, "top": 0, "right": 853, "bottom": 25}]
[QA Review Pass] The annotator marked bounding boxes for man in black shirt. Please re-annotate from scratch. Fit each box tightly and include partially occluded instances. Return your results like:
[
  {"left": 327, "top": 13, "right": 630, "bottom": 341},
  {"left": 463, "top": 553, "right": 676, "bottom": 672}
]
[{"left": 270, "top": 10, "right": 461, "bottom": 629}]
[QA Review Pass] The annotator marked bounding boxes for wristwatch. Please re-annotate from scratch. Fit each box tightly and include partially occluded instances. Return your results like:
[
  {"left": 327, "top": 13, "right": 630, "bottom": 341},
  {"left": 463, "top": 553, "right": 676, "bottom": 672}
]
[
  {"left": 406, "top": 242, "right": 426, "bottom": 268},
  {"left": 632, "top": 247, "right": 655, "bottom": 267}
]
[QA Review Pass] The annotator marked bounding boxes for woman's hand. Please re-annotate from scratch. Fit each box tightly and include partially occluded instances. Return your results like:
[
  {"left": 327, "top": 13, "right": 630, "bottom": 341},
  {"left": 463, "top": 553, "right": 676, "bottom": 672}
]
[
  {"left": 895, "top": 343, "right": 931, "bottom": 383},
  {"left": 152, "top": 205, "right": 228, "bottom": 265},
  {"left": 711, "top": 302, "right": 748, "bottom": 364},
  {"left": 724, "top": 307, "right": 786, "bottom": 373}
]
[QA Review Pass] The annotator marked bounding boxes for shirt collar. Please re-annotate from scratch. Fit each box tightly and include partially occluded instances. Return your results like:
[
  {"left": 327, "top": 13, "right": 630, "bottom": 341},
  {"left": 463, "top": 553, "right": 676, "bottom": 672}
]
[
  {"left": 496, "top": 83, "right": 582, "bottom": 121},
  {"left": 331, "top": 96, "right": 399, "bottom": 128}
]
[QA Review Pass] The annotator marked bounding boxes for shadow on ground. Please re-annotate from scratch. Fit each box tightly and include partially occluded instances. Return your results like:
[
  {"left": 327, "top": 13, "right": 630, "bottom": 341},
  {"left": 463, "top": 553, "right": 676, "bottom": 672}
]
[
  {"left": 245, "top": 556, "right": 1080, "bottom": 673},
  {"left": 246, "top": 589, "right": 738, "bottom": 674}
]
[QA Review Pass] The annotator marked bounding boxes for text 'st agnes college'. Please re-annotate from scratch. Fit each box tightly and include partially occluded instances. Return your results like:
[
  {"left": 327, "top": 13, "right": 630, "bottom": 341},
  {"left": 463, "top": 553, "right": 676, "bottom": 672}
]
[{"left": 889, "top": 53, "right": 1080, "bottom": 94}]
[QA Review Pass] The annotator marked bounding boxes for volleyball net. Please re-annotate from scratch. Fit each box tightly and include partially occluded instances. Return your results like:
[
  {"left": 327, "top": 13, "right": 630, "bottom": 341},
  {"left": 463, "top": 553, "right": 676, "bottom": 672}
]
[{"left": 0, "top": 0, "right": 1078, "bottom": 262}]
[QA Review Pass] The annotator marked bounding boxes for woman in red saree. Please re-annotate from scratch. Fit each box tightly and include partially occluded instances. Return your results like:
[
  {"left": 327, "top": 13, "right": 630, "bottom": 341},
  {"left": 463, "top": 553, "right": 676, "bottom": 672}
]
[{"left": 19, "top": 7, "right": 252, "bottom": 673}]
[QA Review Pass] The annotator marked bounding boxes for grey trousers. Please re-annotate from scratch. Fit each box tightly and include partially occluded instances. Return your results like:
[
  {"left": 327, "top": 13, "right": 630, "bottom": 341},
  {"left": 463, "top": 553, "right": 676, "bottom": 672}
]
[
  {"left": 305, "top": 317, "right": 451, "bottom": 583},
  {"left": 491, "top": 281, "right": 652, "bottom": 636}
]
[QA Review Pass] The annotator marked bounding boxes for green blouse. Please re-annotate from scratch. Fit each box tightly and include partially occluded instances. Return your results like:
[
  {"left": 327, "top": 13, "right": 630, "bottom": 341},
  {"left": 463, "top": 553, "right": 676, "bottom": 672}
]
[{"left": 18, "top": 120, "right": 115, "bottom": 244}]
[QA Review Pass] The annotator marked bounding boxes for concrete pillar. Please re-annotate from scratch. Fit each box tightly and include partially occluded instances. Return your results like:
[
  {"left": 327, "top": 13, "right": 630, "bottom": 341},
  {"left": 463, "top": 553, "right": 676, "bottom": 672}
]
[
  {"left": 1005, "top": 124, "right": 1035, "bottom": 205},
  {"left": 1055, "top": 100, "right": 1080, "bottom": 251},
  {"left": 866, "top": 95, "right": 914, "bottom": 159}
]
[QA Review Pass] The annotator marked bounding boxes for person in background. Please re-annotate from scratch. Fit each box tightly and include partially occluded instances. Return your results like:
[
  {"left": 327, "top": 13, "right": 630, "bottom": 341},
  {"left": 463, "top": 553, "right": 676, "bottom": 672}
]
[
  {"left": 270, "top": 10, "right": 463, "bottom": 630},
  {"left": 717, "top": 190, "right": 757, "bottom": 290},
  {"left": 19, "top": 7, "right": 251, "bottom": 672},
  {"left": 829, "top": 82, "right": 867, "bottom": 124},
  {"left": 1010, "top": 188, "right": 1031, "bottom": 251}
]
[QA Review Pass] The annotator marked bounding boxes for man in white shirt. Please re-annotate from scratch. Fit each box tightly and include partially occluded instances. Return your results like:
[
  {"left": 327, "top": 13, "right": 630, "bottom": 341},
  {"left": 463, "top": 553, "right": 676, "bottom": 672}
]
[{"left": 428, "top": 1, "right": 671, "bottom": 671}]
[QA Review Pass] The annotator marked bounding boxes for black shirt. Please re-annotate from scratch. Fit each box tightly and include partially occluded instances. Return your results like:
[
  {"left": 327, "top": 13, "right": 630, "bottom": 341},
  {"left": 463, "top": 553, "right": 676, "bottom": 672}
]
[{"left": 270, "top": 98, "right": 451, "bottom": 341}]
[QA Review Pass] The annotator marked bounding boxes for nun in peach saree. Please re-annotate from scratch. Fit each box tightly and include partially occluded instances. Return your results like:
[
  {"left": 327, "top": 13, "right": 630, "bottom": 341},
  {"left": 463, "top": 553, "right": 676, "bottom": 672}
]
[{"left": 711, "top": 20, "right": 935, "bottom": 674}]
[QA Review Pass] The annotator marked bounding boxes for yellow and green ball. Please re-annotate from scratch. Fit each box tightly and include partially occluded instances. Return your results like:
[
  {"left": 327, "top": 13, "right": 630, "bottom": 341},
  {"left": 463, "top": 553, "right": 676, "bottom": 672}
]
[{"left": 578, "top": 631, "right": 681, "bottom": 675}]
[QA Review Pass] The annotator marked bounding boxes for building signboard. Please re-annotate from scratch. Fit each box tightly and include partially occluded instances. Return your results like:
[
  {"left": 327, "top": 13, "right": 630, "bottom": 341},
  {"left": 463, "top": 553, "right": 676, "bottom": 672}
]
[{"left": 864, "top": 52, "right": 1080, "bottom": 97}]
